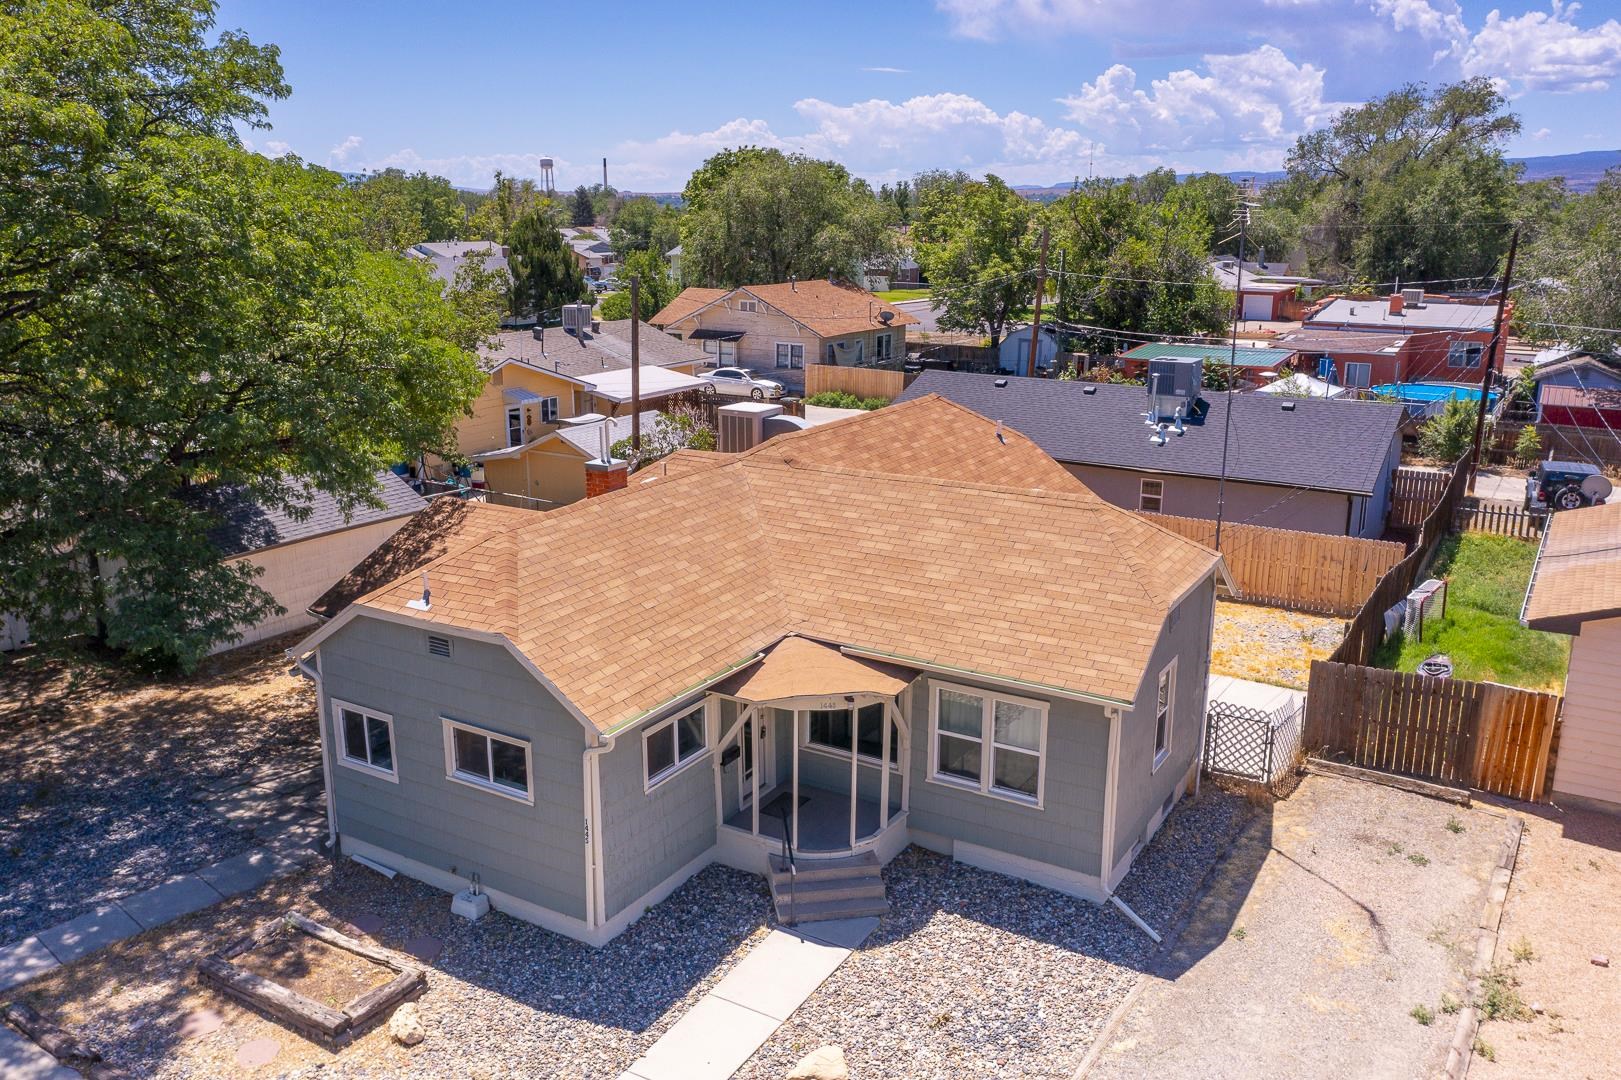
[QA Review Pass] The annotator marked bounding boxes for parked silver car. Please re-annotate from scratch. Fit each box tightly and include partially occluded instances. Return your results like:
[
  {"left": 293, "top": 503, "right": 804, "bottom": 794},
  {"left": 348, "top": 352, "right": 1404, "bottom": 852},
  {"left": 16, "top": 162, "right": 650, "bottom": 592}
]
[{"left": 697, "top": 367, "right": 785, "bottom": 401}]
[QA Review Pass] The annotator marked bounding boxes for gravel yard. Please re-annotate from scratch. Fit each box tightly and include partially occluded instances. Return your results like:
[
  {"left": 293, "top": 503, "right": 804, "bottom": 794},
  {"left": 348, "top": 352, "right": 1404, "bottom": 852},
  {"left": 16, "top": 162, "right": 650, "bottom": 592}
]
[
  {"left": 0, "top": 637, "right": 319, "bottom": 947},
  {"left": 1087, "top": 773, "right": 1506, "bottom": 1080},
  {"left": 735, "top": 788, "right": 1253, "bottom": 1079},
  {"left": 12, "top": 857, "right": 771, "bottom": 1078},
  {"left": 1211, "top": 600, "right": 1345, "bottom": 690}
]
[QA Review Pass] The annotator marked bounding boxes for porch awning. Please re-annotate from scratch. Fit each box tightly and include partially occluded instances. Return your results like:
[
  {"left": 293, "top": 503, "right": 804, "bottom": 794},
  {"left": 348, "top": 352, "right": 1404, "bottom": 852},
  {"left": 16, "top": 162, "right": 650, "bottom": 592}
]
[
  {"left": 720, "top": 636, "right": 914, "bottom": 703},
  {"left": 688, "top": 328, "right": 745, "bottom": 342}
]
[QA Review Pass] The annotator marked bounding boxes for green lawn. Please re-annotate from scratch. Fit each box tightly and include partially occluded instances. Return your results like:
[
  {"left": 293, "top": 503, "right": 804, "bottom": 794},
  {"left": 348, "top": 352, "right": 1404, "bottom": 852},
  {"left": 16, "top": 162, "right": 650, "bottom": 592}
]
[
  {"left": 874, "top": 287, "right": 931, "bottom": 303},
  {"left": 1372, "top": 533, "right": 1569, "bottom": 691}
]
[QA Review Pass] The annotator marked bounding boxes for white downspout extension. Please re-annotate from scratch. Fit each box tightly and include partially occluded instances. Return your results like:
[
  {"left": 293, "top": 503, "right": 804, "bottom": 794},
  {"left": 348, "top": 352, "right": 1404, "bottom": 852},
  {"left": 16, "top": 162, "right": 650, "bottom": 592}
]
[
  {"left": 1100, "top": 704, "right": 1122, "bottom": 891},
  {"left": 1109, "top": 894, "right": 1163, "bottom": 943},
  {"left": 291, "top": 652, "right": 338, "bottom": 850},
  {"left": 583, "top": 736, "right": 614, "bottom": 933},
  {"left": 1197, "top": 571, "right": 1220, "bottom": 798}
]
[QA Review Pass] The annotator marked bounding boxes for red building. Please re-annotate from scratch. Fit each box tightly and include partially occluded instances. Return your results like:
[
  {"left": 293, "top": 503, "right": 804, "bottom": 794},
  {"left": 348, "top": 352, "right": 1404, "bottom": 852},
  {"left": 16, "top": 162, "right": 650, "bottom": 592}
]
[{"left": 1292, "top": 292, "right": 1506, "bottom": 388}]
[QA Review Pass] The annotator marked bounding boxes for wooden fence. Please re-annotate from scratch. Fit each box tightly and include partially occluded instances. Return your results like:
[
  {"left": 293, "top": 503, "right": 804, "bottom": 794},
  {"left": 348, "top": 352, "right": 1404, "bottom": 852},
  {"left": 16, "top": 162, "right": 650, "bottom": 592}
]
[
  {"left": 1454, "top": 498, "right": 1547, "bottom": 540},
  {"left": 1390, "top": 466, "right": 1451, "bottom": 528},
  {"left": 1304, "top": 661, "right": 1561, "bottom": 802},
  {"left": 805, "top": 364, "right": 913, "bottom": 401},
  {"left": 1490, "top": 420, "right": 1621, "bottom": 468},
  {"left": 1141, "top": 514, "right": 1405, "bottom": 616},
  {"left": 1330, "top": 454, "right": 1471, "bottom": 666}
]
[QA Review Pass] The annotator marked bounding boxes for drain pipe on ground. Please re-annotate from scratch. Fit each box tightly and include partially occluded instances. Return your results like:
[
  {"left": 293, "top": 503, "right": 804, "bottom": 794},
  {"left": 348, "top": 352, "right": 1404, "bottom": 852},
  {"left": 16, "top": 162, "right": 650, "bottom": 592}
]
[{"left": 1109, "top": 894, "right": 1162, "bottom": 944}]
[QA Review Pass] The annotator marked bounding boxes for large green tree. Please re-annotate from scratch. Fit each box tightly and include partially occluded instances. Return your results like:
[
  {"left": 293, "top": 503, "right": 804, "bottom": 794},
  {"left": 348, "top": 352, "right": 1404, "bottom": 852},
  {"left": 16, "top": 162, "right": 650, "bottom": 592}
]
[
  {"left": 678, "top": 148, "right": 898, "bottom": 287},
  {"left": 610, "top": 196, "right": 682, "bottom": 259},
  {"left": 1517, "top": 168, "right": 1621, "bottom": 354},
  {"left": 0, "top": 0, "right": 489, "bottom": 667},
  {"left": 911, "top": 175, "right": 1037, "bottom": 345},
  {"left": 597, "top": 249, "right": 676, "bottom": 321},
  {"left": 569, "top": 184, "right": 595, "bottom": 226},
  {"left": 1275, "top": 79, "right": 1521, "bottom": 284},
  {"left": 507, "top": 207, "right": 588, "bottom": 318},
  {"left": 466, "top": 170, "right": 555, "bottom": 242},
  {"left": 351, "top": 167, "right": 464, "bottom": 251}
]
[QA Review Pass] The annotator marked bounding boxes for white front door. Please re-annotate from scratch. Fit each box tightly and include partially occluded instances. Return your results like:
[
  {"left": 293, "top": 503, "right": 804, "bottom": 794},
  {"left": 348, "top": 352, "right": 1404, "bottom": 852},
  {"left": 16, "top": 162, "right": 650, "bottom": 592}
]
[{"left": 737, "top": 710, "right": 774, "bottom": 809}]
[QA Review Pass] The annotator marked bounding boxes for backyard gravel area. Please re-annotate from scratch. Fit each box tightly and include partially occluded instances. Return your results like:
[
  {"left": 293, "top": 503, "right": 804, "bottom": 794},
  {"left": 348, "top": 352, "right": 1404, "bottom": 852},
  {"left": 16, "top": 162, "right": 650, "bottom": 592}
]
[
  {"left": 12, "top": 857, "right": 772, "bottom": 1078},
  {"left": 735, "top": 788, "right": 1254, "bottom": 1079},
  {"left": 0, "top": 637, "right": 319, "bottom": 947},
  {"left": 1211, "top": 600, "right": 1345, "bottom": 690}
]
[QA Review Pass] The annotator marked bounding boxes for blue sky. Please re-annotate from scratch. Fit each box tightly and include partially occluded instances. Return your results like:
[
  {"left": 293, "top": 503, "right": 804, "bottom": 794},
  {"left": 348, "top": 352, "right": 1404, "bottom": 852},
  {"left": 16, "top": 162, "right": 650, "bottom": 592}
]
[{"left": 218, "top": 0, "right": 1621, "bottom": 191}]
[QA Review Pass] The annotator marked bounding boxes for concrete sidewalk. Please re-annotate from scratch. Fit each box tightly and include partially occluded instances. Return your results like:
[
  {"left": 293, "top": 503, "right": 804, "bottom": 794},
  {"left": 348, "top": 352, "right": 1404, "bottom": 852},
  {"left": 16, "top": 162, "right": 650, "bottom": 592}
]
[{"left": 621, "top": 917, "right": 876, "bottom": 1080}]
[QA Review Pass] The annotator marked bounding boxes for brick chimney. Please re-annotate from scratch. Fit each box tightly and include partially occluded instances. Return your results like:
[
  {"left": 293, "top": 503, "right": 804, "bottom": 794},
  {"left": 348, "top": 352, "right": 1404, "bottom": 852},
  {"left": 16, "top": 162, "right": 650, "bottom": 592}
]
[
  {"left": 584, "top": 458, "right": 628, "bottom": 498},
  {"left": 1388, "top": 293, "right": 1405, "bottom": 315}
]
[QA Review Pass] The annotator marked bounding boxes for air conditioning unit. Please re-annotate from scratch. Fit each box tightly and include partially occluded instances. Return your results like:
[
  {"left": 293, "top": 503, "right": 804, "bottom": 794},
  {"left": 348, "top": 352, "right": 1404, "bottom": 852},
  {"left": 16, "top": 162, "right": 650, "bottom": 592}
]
[
  {"left": 561, "top": 303, "right": 593, "bottom": 332},
  {"left": 1146, "top": 357, "right": 1202, "bottom": 407},
  {"left": 1401, "top": 288, "right": 1424, "bottom": 308},
  {"left": 717, "top": 402, "right": 782, "bottom": 453}
]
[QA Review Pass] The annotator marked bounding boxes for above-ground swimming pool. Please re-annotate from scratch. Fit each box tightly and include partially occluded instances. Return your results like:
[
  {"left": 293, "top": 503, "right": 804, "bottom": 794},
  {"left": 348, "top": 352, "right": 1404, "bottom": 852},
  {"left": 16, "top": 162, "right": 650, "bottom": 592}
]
[{"left": 1372, "top": 381, "right": 1499, "bottom": 407}]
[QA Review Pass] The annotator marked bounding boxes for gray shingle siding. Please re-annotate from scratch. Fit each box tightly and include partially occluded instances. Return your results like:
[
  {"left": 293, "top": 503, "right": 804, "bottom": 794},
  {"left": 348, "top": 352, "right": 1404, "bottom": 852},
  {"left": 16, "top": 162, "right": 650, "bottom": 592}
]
[
  {"left": 898, "top": 371, "right": 1404, "bottom": 496},
  {"left": 318, "top": 616, "right": 588, "bottom": 920}
]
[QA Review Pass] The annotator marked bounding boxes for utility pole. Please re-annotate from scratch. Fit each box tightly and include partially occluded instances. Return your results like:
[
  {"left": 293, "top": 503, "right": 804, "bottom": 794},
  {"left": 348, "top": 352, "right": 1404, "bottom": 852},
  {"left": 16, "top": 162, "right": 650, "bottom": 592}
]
[
  {"left": 1469, "top": 227, "right": 1518, "bottom": 491},
  {"left": 1055, "top": 248, "right": 1066, "bottom": 346},
  {"left": 1214, "top": 179, "right": 1257, "bottom": 552},
  {"left": 1027, "top": 223, "right": 1051, "bottom": 379},
  {"left": 630, "top": 275, "right": 641, "bottom": 452}
]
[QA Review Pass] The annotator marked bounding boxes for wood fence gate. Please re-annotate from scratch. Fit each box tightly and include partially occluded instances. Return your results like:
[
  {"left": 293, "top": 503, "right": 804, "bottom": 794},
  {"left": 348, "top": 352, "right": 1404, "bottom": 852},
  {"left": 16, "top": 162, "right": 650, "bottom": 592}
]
[{"left": 1303, "top": 661, "right": 1561, "bottom": 802}]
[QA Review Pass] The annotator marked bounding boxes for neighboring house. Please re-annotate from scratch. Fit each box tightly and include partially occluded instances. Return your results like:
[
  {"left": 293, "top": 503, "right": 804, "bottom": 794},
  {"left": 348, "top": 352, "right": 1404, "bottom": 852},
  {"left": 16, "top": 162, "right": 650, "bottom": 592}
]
[
  {"left": 898, "top": 369, "right": 1406, "bottom": 538},
  {"left": 1521, "top": 501, "right": 1621, "bottom": 811},
  {"left": 1304, "top": 293, "right": 1506, "bottom": 380},
  {"left": 1118, "top": 342, "right": 1295, "bottom": 385},
  {"left": 998, "top": 324, "right": 1062, "bottom": 375},
  {"left": 405, "top": 241, "right": 510, "bottom": 286},
  {"left": 665, "top": 245, "right": 682, "bottom": 282},
  {"left": 1208, "top": 257, "right": 1321, "bottom": 321},
  {"left": 289, "top": 396, "right": 1226, "bottom": 945},
  {"left": 1528, "top": 352, "right": 1621, "bottom": 430},
  {"left": 1272, "top": 328, "right": 1411, "bottom": 389},
  {"left": 457, "top": 320, "right": 708, "bottom": 507},
  {"left": 562, "top": 227, "right": 618, "bottom": 280},
  {"left": 199, "top": 472, "right": 426, "bottom": 651},
  {"left": 651, "top": 280, "right": 919, "bottom": 372}
]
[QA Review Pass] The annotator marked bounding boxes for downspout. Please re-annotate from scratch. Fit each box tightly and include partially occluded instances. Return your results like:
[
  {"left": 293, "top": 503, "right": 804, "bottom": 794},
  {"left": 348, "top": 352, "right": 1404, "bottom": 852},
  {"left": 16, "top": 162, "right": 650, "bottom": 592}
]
[
  {"left": 290, "top": 652, "right": 338, "bottom": 850},
  {"left": 582, "top": 734, "right": 615, "bottom": 935}
]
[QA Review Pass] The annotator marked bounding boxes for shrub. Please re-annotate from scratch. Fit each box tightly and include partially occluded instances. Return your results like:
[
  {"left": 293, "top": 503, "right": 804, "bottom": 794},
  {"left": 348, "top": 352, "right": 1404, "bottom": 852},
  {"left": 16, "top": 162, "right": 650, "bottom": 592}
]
[
  {"left": 1418, "top": 398, "right": 1481, "bottom": 462},
  {"left": 1478, "top": 966, "right": 1533, "bottom": 1022},
  {"left": 1513, "top": 424, "right": 1542, "bottom": 468},
  {"left": 1411, "top": 1004, "right": 1435, "bottom": 1026},
  {"left": 806, "top": 391, "right": 888, "bottom": 411}
]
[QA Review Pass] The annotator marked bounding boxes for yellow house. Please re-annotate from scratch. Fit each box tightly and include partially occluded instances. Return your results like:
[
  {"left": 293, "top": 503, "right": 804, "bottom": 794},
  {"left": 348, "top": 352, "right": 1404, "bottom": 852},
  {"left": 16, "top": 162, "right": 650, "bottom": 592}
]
[
  {"left": 458, "top": 319, "right": 707, "bottom": 508},
  {"left": 650, "top": 280, "right": 918, "bottom": 372}
]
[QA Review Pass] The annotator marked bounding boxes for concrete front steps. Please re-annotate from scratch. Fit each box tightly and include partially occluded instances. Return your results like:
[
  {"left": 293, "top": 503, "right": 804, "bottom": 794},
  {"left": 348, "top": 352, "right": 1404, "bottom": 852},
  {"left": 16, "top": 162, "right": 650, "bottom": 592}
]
[{"left": 768, "top": 851, "right": 888, "bottom": 924}]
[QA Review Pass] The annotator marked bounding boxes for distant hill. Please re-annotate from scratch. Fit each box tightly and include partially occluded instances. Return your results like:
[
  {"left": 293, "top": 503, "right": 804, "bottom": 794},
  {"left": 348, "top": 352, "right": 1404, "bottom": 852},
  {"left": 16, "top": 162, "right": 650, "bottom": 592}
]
[{"left": 1011, "top": 149, "right": 1619, "bottom": 200}]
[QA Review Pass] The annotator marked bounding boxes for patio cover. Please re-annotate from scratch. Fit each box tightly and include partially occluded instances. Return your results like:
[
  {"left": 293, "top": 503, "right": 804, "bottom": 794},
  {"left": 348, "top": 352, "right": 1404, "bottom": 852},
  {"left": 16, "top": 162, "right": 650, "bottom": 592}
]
[
  {"left": 579, "top": 365, "right": 705, "bottom": 403},
  {"left": 720, "top": 636, "right": 914, "bottom": 703}
]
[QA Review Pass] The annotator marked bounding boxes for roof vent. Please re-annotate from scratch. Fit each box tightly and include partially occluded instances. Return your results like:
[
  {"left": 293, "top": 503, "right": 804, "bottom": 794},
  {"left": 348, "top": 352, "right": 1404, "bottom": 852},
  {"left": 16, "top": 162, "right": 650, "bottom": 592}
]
[
  {"left": 1083, "top": 385, "right": 1097, "bottom": 395},
  {"left": 426, "top": 633, "right": 452, "bottom": 658},
  {"left": 1281, "top": 401, "right": 1297, "bottom": 411},
  {"left": 994, "top": 378, "right": 1008, "bottom": 388}
]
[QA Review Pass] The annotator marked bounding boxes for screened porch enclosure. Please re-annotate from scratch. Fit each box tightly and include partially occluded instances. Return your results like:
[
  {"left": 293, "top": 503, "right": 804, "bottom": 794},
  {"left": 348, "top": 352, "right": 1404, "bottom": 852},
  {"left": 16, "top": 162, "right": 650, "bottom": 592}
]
[{"left": 711, "top": 637, "right": 914, "bottom": 857}]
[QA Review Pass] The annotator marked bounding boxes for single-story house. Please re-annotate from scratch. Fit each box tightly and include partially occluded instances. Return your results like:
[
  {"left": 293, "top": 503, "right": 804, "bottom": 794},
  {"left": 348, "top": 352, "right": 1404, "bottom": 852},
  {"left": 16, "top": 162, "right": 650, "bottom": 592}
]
[
  {"left": 1117, "top": 342, "right": 1295, "bottom": 385},
  {"left": 897, "top": 369, "right": 1406, "bottom": 538},
  {"left": 1521, "top": 501, "right": 1621, "bottom": 812},
  {"left": 201, "top": 472, "right": 426, "bottom": 650},
  {"left": 651, "top": 280, "right": 918, "bottom": 371},
  {"left": 563, "top": 227, "right": 618, "bottom": 280},
  {"left": 1528, "top": 352, "right": 1621, "bottom": 430},
  {"left": 289, "top": 395, "right": 1226, "bottom": 945},
  {"left": 1304, "top": 293, "right": 1506, "bottom": 379},
  {"left": 455, "top": 320, "right": 707, "bottom": 507},
  {"left": 1208, "top": 257, "right": 1321, "bottom": 321},
  {"left": 1272, "top": 328, "right": 1411, "bottom": 389},
  {"left": 405, "top": 241, "right": 509, "bottom": 286}
]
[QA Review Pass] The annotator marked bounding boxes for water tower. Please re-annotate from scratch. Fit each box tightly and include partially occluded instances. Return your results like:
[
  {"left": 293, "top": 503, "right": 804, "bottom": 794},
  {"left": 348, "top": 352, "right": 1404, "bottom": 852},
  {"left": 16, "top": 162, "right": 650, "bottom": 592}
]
[{"left": 538, "top": 157, "right": 555, "bottom": 195}]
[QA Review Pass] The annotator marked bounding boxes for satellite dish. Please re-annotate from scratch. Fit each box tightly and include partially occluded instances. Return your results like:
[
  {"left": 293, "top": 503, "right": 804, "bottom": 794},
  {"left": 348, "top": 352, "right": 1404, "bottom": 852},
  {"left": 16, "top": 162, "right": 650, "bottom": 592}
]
[{"left": 1581, "top": 474, "right": 1614, "bottom": 503}]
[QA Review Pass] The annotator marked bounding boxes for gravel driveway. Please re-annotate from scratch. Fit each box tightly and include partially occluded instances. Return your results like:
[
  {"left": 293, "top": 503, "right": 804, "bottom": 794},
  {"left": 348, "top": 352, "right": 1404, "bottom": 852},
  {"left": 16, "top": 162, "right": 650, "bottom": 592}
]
[
  {"left": 735, "top": 789, "right": 1253, "bottom": 1079},
  {"left": 1086, "top": 774, "right": 1505, "bottom": 1080},
  {"left": 0, "top": 638, "right": 319, "bottom": 946}
]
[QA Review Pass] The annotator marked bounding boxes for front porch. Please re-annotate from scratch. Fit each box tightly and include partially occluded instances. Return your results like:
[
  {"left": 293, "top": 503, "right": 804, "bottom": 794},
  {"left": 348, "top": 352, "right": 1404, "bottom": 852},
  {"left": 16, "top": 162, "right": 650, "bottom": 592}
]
[{"left": 722, "top": 783, "right": 886, "bottom": 854}]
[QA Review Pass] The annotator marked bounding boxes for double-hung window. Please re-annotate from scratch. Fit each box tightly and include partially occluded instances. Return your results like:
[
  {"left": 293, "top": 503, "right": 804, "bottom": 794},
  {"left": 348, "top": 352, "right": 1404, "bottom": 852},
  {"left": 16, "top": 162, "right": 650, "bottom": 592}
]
[
  {"left": 805, "top": 703, "right": 899, "bottom": 767},
  {"left": 1447, "top": 341, "right": 1483, "bottom": 369},
  {"left": 775, "top": 343, "right": 804, "bottom": 369},
  {"left": 875, "top": 332, "right": 893, "bottom": 359},
  {"left": 1153, "top": 659, "right": 1176, "bottom": 771},
  {"left": 644, "top": 703, "right": 707, "bottom": 789},
  {"left": 930, "top": 683, "right": 1048, "bottom": 805},
  {"left": 1139, "top": 478, "right": 1165, "bottom": 513},
  {"left": 333, "top": 701, "right": 397, "bottom": 781},
  {"left": 1343, "top": 361, "right": 1372, "bottom": 388},
  {"left": 538, "top": 396, "right": 559, "bottom": 424},
  {"left": 443, "top": 718, "right": 533, "bottom": 803}
]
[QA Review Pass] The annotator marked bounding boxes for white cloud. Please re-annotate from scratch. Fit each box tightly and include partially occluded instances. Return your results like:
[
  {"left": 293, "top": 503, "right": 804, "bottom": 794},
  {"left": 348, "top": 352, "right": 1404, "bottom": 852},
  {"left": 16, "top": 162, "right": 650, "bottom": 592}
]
[
  {"left": 1532, "top": 126, "right": 1552, "bottom": 139},
  {"left": 863, "top": 66, "right": 910, "bottom": 73},
  {"left": 263, "top": 140, "right": 292, "bottom": 157},
  {"left": 1056, "top": 46, "right": 1347, "bottom": 157},
  {"left": 1462, "top": 1, "right": 1621, "bottom": 93},
  {"left": 327, "top": 134, "right": 363, "bottom": 166},
  {"left": 1368, "top": 0, "right": 1467, "bottom": 56}
]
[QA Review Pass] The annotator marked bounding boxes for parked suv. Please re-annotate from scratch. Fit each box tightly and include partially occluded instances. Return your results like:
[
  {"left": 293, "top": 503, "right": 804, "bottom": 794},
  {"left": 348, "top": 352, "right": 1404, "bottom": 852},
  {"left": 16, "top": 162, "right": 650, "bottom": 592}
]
[
  {"left": 697, "top": 367, "right": 785, "bottom": 401},
  {"left": 1525, "top": 460, "right": 1613, "bottom": 511}
]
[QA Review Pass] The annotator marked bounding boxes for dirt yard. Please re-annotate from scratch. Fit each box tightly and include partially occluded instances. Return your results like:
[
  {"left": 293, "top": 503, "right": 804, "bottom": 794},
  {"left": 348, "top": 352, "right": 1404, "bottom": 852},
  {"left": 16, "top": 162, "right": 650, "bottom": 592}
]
[
  {"left": 0, "top": 636, "right": 319, "bottom": 946},
  {"left": 1086, "top": 773, "right": 1507, "bottom": 1080},
  {"left": 233, "top": 928, "right": 396, "bottom": 1007},
  {"left": 1471, "top": 799, "right": 1621, "bottom": 1077},
  {"left": 1210, "top": 600, "right": 1345, "bottom": 690}
]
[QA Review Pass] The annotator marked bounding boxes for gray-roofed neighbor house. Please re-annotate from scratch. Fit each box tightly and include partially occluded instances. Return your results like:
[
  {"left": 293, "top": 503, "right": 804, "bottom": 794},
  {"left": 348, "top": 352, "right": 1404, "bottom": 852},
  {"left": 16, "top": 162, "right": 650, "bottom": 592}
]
[
  {"left": 897, "top": 371, "right": 1406, "bottom": 538},
  {"left": 477, "top": 321, "right": 706, "bottom": 378},
  {"left": 406, "top": 241, "right": 509, "bottom": 286},
  {"left": 1309, "top": 296, "right": 1496, "bottom": 332}
]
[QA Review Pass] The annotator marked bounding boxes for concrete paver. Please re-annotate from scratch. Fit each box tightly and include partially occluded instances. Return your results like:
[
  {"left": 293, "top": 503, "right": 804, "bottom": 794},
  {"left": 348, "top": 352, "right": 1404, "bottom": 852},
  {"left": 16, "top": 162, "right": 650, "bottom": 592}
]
[
  {"left": 624, "top": 995, "right": 782, "bottom": 1080},
  {"left": 0, "top": 1024, "right": 79, "bottom": 1080},
  {"left": 708, "top": 931, "right": 849, "bottom": 1022},
  {"left": 196, "top": 847, "right": 294, "bottom": 897},
  {"left": 118, "top": 874, "right": 223, "bottom": 930},
  {"left": 0, "top": 937, "right": 59, "bottom": 994},
  {"left": 34, "top": 904, "right": 141, "bottom": 965}
]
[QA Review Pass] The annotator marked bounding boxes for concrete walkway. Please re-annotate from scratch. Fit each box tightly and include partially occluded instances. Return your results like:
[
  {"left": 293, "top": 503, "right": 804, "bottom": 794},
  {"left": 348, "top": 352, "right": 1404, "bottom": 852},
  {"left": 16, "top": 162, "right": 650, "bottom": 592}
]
[
  {"left": 0, "top": 1024, "right": 78, "bottom": 1079},
  {"left": 0, "top": 828, "right": 322, "bottom": 997},
  {"left": 621, "top": 917, "right": 877, "bottom": 1080}
]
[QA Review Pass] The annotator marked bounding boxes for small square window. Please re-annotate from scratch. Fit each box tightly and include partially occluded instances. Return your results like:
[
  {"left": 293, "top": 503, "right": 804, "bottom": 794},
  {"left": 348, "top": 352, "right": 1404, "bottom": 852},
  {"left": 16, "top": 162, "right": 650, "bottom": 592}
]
[
  {"left": 1139, "top": 479, "right": 1165, "bottom": 513},
  {"left": 334, "top": 702, "right": 396, "bottom": 781}
]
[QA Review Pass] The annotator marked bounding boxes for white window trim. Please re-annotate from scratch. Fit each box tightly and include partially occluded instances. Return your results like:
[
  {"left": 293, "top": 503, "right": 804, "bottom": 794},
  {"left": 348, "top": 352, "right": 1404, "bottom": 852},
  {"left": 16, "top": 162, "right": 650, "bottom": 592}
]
[
  {"left": 331, "top": 698, "right": 398, "bottom": 783},
  {"left": 926, "top": 680, "right": 1048, "bottom": 809},
  {"left": 875, "top": 332, "right": 893, "bottom": 359},
  {"left": 1153, "top": 658, "right": 1175, "bottom": 773},
  {"left": 774, "top": 341, "right": 804, "bottom": 369},
  {"left": 505, "top": 405, "right": 524, "bottom": 447},
  {"left": 1447, "top": 342, "right": 1483, "bottom": 369},
  {"left": 642, "top": 702, "right": 711, "bottom": 793},
  {"left": 537, "top": 396, "right": 559, "bottom": 424},
  {"left": 1138, "top": 478, "right": 1165, "bottom": 513},
  {"left": 1343, "top": 361, "right": 1372, "bottom": 388},
  {"left": 799, "top": 706, "right": 902, "bottom": 773},
  {"left": 440, "top": 717, "right": 535, "bottom": 805}
]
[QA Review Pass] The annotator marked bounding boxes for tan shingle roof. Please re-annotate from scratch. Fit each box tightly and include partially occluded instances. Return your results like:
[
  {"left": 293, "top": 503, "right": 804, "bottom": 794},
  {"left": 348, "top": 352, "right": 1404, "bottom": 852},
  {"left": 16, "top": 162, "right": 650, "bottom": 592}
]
[
  {"left": 651, "top": 281, "right": 920, "bottom": 338},
  {"left": 1523, "top": 501, "right": 1621, "bottom": 634},
  {"left": 334, "top": 397, "right": 1220, "bottom": 730},
  {"left": 650, "top": 288, "right": 728, "bottom": 328}
]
